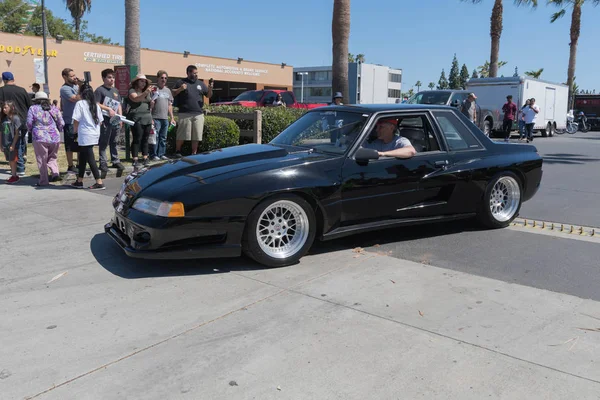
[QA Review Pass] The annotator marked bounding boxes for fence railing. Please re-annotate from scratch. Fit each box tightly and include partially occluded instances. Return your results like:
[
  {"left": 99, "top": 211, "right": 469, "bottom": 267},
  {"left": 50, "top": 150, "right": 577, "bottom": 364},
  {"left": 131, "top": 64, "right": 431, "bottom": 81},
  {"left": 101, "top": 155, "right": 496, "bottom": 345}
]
[{"left": 207, "top": 110, "right": 262, "bottom": 144}]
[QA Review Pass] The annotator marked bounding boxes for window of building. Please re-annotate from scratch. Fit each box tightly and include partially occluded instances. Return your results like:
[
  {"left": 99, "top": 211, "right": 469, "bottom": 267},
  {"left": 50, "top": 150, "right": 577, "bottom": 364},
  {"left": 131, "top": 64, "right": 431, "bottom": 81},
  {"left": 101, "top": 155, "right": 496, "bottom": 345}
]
[
  {"left": 309, "top": 87, "right": 332, "bottom": 97},
  {"left": 389, "top": 73, "right": 402, "bottom": 83},
  {"left": 432, "top": 111, "right": 483, "bottom": 151},
  {"left": 314, "top": 71, "right": 331, "bottom": 81},
  {"left": 388, "top": 89, "right": 401, "bottom": 98}
]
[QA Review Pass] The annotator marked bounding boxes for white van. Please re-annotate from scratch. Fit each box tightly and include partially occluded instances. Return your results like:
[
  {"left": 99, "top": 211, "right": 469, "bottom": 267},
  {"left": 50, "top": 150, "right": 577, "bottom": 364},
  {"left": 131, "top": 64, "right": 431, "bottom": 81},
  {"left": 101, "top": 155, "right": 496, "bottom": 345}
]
[{"left": 466, "top": 77, "right": 568, "bottom": 137}]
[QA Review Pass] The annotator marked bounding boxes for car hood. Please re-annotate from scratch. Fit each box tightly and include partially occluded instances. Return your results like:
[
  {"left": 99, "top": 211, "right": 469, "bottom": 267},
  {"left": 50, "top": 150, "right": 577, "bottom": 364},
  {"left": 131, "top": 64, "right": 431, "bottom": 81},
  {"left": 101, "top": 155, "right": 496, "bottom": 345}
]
[{"left": 132, "top": 144, "right": 330, "bottom": 189}]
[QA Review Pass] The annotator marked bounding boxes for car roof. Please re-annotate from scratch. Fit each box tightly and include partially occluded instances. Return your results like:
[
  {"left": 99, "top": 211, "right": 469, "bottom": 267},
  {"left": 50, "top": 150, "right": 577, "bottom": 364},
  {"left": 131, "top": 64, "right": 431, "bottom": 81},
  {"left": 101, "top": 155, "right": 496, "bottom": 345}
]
[{"left": 311, "top": 104, "right": 455, "bottom": 113}]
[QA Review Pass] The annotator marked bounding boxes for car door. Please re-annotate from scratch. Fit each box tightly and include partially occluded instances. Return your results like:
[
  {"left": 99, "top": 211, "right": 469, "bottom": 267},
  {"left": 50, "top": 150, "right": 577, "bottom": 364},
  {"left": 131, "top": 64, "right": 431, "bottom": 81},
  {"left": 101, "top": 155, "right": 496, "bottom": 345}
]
[{"left": 339, "top": 112, "right": 455, "bottom": 225}]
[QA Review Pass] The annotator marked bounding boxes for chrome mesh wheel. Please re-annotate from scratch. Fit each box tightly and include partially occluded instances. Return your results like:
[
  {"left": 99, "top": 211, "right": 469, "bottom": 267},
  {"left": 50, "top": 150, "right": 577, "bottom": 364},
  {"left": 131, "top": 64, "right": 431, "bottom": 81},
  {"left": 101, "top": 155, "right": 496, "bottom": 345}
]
[
  {"left": 256, "top": 200, "right": 310, "bottom": 259},
  {"left": 489, "top": 176, "right": 521, "bottom": 222}
]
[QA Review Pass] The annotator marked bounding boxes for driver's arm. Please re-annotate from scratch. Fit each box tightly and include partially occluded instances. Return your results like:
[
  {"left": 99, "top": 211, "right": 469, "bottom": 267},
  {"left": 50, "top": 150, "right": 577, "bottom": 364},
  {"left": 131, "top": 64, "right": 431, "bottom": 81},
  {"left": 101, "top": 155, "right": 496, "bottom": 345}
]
[{"left": 378, "top": 145, "right": 416, "bottom": 159}]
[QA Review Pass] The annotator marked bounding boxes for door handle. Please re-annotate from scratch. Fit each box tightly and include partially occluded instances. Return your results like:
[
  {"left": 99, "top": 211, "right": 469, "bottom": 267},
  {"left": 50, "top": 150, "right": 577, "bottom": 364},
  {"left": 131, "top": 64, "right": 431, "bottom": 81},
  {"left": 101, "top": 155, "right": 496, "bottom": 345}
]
[{"left": 434, "top": 160, "right": 449, "bottom": 169}]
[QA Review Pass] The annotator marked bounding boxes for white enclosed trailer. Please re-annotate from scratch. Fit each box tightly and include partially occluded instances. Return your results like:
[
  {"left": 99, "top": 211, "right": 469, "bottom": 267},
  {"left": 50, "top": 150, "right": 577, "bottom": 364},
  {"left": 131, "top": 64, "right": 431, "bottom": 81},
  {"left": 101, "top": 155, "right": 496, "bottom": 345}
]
[{"left": 466, "top": 77, "right": 568, "bottom": 137}]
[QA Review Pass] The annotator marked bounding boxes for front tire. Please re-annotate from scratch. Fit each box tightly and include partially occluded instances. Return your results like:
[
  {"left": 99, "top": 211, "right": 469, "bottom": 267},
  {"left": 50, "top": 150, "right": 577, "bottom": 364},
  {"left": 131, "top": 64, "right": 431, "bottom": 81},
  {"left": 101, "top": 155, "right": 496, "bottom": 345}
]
[
  {"left": 243, "top": 194, "right": 316, "bottom": 267},
  {"left": 477, "top": 173, "right": 522, "bottom": 229}
]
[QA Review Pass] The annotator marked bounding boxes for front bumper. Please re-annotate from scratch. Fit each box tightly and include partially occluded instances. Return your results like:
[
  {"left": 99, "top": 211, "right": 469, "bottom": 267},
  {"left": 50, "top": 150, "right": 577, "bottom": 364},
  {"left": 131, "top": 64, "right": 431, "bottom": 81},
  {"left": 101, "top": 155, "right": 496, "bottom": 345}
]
[{"left": 104, "top": 210, "right": 243, "bottom": 260}]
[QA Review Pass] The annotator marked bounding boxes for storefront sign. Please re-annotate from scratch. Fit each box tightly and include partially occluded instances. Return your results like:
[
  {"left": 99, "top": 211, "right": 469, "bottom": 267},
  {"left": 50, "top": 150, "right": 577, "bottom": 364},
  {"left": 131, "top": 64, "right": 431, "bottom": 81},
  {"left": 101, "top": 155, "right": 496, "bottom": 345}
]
[
  {"left": 194, "top": 63, "right": 269, "bottom": 77},
  {"left": 84, "top": 52, "right": 124, "bottom": 64},
  {"left": 114, "top": 65, "right": 130, "bottom": 96},
  {"left": 0, "top": 44, "right": 57, "bottom": 57}
]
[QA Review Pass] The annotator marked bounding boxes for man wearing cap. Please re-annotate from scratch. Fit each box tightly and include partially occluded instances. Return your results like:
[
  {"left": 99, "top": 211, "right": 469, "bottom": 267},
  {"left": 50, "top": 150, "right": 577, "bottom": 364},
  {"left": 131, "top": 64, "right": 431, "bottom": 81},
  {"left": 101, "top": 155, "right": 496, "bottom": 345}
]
[
  {"left": 331, "top": 92, "right": 343, "bottom": 106},
  {"left": 0, "top": 72, "right": 32, "bottom": 176},
  {"left": 172, "top": 65, "right": 213, "bottom": 156},
  {"left": 502, "top": 95, "right": 518, "bottom": 142},
  {"left": 461, "top": 93, "right": 477, "bottom": 125},
  {"left": 364, "top": 118, "right": 416, "bottom": 158}
]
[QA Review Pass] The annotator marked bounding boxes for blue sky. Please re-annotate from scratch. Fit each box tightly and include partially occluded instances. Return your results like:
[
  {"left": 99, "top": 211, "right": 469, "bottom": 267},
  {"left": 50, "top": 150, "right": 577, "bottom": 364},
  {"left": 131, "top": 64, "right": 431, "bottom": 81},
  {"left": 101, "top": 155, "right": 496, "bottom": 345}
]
[{"left": 45, "top": 0, "right": 599, "bottom": 92}]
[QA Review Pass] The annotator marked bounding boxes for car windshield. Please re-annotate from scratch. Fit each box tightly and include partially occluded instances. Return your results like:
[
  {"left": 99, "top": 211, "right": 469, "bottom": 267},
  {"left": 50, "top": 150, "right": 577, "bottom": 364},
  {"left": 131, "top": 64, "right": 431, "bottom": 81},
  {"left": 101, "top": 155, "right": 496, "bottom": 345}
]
[
  {"left": 233, "top": 91, "right": 264, "bottom": 102},
  {"left": 408, "top": 91, "right": 451, "bottom": 105},
  {"left": 270, "top": 110, "right": 369, "bottom": 155}
]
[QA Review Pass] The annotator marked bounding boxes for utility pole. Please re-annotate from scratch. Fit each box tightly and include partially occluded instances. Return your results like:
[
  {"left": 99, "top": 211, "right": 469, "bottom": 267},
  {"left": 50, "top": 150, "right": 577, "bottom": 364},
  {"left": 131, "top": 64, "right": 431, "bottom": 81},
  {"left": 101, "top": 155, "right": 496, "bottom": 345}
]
[{"left": 41, "top": 0, "right": 49, "bottom": 91}]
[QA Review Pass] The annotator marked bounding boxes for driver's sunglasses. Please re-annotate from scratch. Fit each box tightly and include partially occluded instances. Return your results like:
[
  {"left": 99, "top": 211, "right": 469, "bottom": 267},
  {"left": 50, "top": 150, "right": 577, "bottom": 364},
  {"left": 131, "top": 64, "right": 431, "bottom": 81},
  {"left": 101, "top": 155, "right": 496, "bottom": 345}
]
[{"left": 159, "top": 76, "right": 167, "bottom": 80}]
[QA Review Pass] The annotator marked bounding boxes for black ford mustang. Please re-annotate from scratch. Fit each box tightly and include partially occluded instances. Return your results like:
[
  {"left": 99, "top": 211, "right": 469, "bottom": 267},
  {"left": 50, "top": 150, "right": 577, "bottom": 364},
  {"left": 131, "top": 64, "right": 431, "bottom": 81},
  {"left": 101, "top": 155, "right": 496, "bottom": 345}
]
[{"left": 105, "top": 104, "right": 543, "bottom": 267}]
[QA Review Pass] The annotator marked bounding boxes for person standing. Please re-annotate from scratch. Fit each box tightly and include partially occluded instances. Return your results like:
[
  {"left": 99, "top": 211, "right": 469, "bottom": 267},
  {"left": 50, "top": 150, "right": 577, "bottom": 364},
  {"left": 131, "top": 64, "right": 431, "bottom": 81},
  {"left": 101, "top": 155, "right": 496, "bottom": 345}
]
[
  {"left": 127, "top": 74, "right": 154, "bottom": 168},
  {"left": 29, "top": 83, "right": 41, "bottom": 100},
  {"left": 0, "top": 101, "right": 21, "bottom": 183},
  {"left": 94, "top": 68, "right": 124, "bottom": 178},
  {"left": 60, "top": 68, "right": 81, "bottom": 173},
  {"left": 518, "top": 99, "right": 530, "bottom": 141},
  {"left": 172, "top": 65, "right": 212, "bottom": 157},
  {"left": 461, "top": 93, "right": 477, "bottom": 126},
  {"left": 150, "top": 70, "right": 175, "bottom": 161},
  {"left": 26, "top": 92, "right": 64, "bottom": 186},
  {"left": 0, "top": 72, "right": 31, "bottom": 176},
  {"left": 523, "top": 97, "right": 540, "bottom": 143},
  {"left": 71, "top": 84, "right": 105, "bottom": 190},
  {"left": 501, "top": 95, "right": 518, "bottom": 142}
]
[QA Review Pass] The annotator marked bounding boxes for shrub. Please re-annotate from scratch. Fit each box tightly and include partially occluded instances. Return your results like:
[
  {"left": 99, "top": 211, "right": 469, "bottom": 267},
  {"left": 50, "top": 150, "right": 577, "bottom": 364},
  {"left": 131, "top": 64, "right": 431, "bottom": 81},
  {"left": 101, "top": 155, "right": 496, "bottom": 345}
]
[
  {"left": 166, "top": 115, "right": 240, "bottom": 155},
  {"left": 205, "top": 105, "right": 307, "bottom": 143}
]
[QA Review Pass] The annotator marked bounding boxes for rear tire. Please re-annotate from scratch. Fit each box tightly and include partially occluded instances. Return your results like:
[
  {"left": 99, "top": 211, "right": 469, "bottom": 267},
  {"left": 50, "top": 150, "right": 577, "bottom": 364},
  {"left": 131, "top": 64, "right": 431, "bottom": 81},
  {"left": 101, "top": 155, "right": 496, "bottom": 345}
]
[
  {"left": 477, "top": 173, "right": 522, "bottom": 229},
  {"left": 242, "top": 194, "right": 316, "bottom": 267}
]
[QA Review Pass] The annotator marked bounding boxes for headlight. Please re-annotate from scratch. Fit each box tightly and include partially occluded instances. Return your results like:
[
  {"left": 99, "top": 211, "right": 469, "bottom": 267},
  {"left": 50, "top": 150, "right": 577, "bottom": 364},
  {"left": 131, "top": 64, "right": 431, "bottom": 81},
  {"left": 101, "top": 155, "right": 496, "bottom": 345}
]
[{"left": 132, "top": 198, "right": 185, "bottom": 217}]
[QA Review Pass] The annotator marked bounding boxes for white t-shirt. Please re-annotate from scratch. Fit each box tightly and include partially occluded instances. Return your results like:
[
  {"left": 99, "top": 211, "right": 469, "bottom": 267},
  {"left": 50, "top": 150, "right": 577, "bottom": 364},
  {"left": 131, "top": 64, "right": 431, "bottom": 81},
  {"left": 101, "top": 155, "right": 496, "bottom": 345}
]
[
  {"left": 523, "top": 104, "right": 540, "bottom": 124},
  {"left": 72, "top": 100, "right": 102, "bottom": 146}
]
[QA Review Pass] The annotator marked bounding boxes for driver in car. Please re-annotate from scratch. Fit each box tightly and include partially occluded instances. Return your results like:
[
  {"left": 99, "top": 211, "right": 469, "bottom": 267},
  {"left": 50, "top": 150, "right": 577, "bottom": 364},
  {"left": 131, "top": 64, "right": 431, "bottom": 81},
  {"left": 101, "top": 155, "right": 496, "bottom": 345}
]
[{"left": 364, "top": 118, "right": 416, "bottom": 158}]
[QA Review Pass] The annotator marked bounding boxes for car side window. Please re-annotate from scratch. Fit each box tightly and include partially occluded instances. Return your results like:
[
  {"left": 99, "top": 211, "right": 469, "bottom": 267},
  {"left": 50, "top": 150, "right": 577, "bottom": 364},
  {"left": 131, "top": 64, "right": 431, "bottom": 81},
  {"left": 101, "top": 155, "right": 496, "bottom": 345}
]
[
  {"left": 263, "top": 92, "right": 277, "bottom": 105},
  {"left": 433, "top": 111, "right": 482, "bottom": 151},
  {"left": 282, "top": 92, "right": 295, "bottom": 105},
  {"left": 360, "top": 114, "right": 441, "bottom": 154}
]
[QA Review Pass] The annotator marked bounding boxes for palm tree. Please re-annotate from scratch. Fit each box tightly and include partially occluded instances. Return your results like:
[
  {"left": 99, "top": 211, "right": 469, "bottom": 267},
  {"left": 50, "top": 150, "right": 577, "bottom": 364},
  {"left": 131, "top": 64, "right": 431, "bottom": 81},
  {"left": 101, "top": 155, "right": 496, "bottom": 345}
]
[
  {"left": 428, "top": 82, "right": 435, "bottom": 90},
  {"left": 524, "top": 68, "right": 544, "bottom": 78},
  {"left": 125, "top": 0, "right": 141, "bottom": 70},
  {"left": 463, "top": 0, "right": 537, "bottom": 77},
  {"left": 415, "top": 81, "right": 422, "bottom": 92},
  {"left": 547, "top": 0, "right": 600, "bottom": 108},
  {"left": 63, "top": 0, "right": 92, "bottom": 40},
  {"left": 356, "top": 53, "right": 365, "bottom": 63},
  {"left": 332, "top": 0, "right": 350, "bottom": 104}
]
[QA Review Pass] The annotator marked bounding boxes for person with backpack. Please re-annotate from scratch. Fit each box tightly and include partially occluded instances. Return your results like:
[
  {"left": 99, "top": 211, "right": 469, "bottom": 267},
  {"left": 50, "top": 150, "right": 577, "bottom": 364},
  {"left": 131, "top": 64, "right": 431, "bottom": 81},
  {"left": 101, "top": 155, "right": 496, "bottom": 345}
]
[{"left": 26, "top": 92, "right": 65, "bottom": 186}]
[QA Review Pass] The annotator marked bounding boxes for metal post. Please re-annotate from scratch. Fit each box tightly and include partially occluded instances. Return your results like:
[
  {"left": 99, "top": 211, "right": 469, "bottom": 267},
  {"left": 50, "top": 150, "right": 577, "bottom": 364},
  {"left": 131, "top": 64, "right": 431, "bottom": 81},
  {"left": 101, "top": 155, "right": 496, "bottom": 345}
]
[
  {"left": 41, "top": 0, "right": 49, "bottom": 91},
  {"left": 301, "top": 74, "right": 304, "bottom": 103}
]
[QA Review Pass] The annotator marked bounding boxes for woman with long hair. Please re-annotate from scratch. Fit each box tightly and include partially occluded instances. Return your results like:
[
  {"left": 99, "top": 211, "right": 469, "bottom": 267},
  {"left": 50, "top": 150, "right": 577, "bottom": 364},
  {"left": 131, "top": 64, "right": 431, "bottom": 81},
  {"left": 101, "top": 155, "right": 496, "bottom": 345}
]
[
  {"left": 519, "top": 99, "right": 530, "bottom": 141},
  {"left": 27, "top": 91, "right": 64, "bottom": 186},
  {"left": 71, "top": 84, "right": 105, "bottom": 190},
  {"left": 127, "top": 74, "right": 154, "bottom": 169}
]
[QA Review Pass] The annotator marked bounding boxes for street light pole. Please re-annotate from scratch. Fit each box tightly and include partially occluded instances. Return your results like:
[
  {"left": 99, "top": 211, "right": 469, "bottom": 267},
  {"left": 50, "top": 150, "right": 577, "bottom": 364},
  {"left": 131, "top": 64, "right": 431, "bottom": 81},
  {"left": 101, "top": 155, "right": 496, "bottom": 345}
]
[
  {"left": 298, "top": 72, "right": 308, "bottom": 103},
  {"left": 41, "top": 0, "right": 49, "bottom": 91}
]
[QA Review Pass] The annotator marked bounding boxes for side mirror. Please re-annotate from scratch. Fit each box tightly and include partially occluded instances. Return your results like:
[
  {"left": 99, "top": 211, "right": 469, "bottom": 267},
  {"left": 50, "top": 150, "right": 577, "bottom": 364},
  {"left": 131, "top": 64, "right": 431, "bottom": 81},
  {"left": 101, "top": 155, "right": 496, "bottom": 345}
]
[{"left": 355, "top": 147, "right": 379, "bottom": 164}]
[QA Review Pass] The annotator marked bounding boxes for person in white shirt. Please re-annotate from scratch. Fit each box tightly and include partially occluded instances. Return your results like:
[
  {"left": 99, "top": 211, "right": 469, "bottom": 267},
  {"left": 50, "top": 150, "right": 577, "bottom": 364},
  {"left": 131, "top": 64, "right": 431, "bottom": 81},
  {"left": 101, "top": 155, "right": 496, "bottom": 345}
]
[
  {"left": 522, "top": 97, "right": 540, "bottom": 143},
  {"left": 71, "top": 84, "right": 105, "bottom": 190}
]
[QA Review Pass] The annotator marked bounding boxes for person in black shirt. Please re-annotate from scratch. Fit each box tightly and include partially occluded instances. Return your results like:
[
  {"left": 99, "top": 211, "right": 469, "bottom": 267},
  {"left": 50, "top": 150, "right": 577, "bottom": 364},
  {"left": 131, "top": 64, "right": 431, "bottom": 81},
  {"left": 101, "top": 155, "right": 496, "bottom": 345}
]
[
  {"left": 172, "top": 65, "right": 213, "bottom": 156},
  {"left": 0, "top": 72, "right": 31, "bottom": 176}
]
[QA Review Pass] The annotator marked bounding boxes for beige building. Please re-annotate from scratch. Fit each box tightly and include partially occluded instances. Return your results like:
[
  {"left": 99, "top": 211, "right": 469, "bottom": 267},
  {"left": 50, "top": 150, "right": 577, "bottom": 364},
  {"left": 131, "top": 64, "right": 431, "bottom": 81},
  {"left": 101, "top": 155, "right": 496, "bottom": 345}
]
[{"left": 0, "top": 31, "right": 293, "bottom": 102}]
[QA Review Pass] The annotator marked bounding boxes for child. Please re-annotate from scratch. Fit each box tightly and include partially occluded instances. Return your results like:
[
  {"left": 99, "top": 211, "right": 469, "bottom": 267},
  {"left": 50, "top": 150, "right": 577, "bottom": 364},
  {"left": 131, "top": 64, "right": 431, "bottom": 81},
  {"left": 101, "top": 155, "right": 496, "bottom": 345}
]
[{"left": 1, "top": 101, "right": 22, "bottom": 184}]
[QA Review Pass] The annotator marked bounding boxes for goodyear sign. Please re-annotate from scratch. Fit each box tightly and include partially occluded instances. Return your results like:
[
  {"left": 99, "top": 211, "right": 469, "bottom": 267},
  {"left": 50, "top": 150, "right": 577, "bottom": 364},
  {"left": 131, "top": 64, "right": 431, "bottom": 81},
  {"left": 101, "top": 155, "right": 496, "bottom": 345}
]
[{"left": 0, "top": 44, "right": 57, "bottom": 57}]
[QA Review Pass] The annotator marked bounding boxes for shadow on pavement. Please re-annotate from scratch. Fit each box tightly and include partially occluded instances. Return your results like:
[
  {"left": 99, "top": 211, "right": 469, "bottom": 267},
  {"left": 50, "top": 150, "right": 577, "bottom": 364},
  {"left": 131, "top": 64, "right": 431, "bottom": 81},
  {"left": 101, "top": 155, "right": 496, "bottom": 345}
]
[
  {"left": 90, "top": 233, "right": 264, "bottom": 279},
  {"left": 310, "top": 218, "right": 482, "bottom": 255},
  {"left": 542, "top": 153, "right": 600, "bottom": 165},
  {"left": 91, "top": 218, "right": 484, "bottom": 279}
]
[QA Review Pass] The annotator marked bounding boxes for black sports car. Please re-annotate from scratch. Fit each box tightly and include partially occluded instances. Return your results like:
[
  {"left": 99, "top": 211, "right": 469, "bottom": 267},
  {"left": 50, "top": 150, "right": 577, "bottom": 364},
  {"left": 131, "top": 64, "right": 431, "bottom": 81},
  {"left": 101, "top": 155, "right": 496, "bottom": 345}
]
[{"left": 105, "top": 104, "right": 543, "bottom": 267}]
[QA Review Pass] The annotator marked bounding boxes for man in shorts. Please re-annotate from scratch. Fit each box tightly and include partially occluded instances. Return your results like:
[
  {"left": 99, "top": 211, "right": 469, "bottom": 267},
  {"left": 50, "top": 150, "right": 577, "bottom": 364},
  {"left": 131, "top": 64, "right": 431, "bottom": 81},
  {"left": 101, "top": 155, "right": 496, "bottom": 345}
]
[
  {"left": 172, "top": 65, "right": 213, "bottom": 156},
  {"left": 60, "top": 68, "right": 81, "bottom": 173}
]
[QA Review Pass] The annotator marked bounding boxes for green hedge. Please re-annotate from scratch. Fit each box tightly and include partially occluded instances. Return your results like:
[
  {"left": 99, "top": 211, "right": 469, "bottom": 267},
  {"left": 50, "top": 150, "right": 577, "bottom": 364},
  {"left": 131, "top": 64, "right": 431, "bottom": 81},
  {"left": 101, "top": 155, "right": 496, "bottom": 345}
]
[
  {"left": 205, "top": 105, "right": 307, "bottom": 143},
  {"left": 165, "top": 106, "right": 307, "bottom": 155},
  {"left": 166, "top": 115, "right": 240, "bottom": 155}
]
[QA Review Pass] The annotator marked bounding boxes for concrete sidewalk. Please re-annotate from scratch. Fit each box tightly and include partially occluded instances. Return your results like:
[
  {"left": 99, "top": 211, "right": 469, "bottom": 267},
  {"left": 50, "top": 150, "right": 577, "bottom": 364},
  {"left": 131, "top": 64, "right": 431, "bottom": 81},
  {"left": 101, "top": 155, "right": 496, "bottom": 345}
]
[{"left": 1, "top": 182, "right": 599, "bottom": 400}]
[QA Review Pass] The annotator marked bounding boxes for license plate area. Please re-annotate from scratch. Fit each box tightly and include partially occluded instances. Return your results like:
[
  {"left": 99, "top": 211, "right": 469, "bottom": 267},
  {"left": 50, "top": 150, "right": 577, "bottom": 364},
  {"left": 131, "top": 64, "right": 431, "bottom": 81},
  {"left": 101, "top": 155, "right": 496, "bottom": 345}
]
[{"left": 114, "top": 214, "right": 135, "bottom": 240}]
